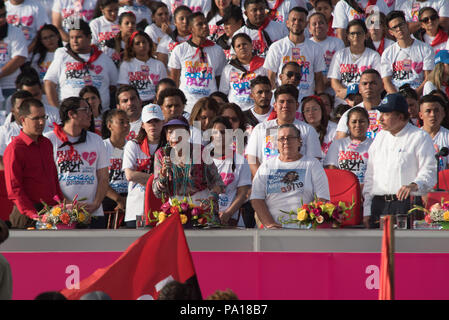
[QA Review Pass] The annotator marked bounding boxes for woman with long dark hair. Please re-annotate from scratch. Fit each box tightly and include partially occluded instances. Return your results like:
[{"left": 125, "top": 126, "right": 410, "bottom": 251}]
[
  {"left": 144, "top": 2, "right": 173, "bottom": 50},
  {"left": 90, "top": 0, "right": 120, "bottom": 50},
  {"left": 206, "top": 0, "right": 232, "bottom": 42},
  {"left": 31, "top": 24, "right": 63, "bottom": 82}
]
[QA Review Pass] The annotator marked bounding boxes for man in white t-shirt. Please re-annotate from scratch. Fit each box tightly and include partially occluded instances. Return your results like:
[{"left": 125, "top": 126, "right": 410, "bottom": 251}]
[
  {"left": 363, "top": 93, "right": 436, "bottom": 228},
  {"left": 0, "top": 2, "right": 27, "bottom": 100},
  {"left": 44, "top": 97, "right": 109, "bottom": 228},
  {"left": 335, "top": 69, "right": 384, "bottom": 140},
  {"left": 246, "top": 84, "right": 321, "bottom": 178},
  {"left": 381, "top": 10, "right": 434, "bottom": 96},
  {"left": 43, "top": 19, "right": 118, "bottom": 110},
  {"left": 234, "top": 0, "right": 288, "bottom": 58},
  {"left": 243, "top": 75, "right": 274, "bottom": 131},
  {"left": 168, "top": 12, "right": 226, "bottom": 112},
  {"left": 419, "top": 94, "right": 449, "bottom": 171},
  {"left": 116, "top": 85, "right": 143, "bottom": 142},
  {"left": 264, "top": 6, "right": 326, "bottom": 97},
  {"left": 308, "top": 12, "right": 345, "bottom": 96},
  {"left": 6, "top": 0, "right": 49, "bottom": 51}
]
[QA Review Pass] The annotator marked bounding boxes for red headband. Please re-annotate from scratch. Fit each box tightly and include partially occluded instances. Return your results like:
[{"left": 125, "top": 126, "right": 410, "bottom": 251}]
[{"left": 128, "top": 31, "right": 139, "bottom": 47}]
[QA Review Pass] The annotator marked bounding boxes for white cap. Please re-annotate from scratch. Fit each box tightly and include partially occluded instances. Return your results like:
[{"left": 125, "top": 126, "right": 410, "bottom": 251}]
[{"left": 141, "top": 104, "right": 164, "bottom": 123}]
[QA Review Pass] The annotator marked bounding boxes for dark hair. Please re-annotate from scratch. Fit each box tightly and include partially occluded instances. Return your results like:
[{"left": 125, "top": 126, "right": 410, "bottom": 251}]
[
  {"left": 34, "top": 291, "right": 67, "bottom": 300},
  {"left": 419, "top": 94, "right": 447, "bottom": 110},
  {"left": 210, "top": 115, "right": 233, "bottom": 130},
  {"left": 281, "top": 61, "right": 301, "bottom": 74},
  {"left": 158, "top": 281, "right": 196, "bottom": 300},
  {"left": 308, "top": 12, "right": 327, "bottom": 25},
  {"left": 218, "top": 102, "right": 248, "bottom": 132},
  {"left": 428, "top": 89, "right": 449, "bottom": 129},
  {"left": 210, "top": 91, "right": 229, "bottom": 103},
  {"left": 59, "top": 96, "right": 85, "bottom": 124},
  {"left": 231, "top": 32, "right": 252, "bottom": 49},
  {"left": 124, "top": 30, "right": 154, "bottom": 61},
  {"left": 244, "top": 0, "right": 267, "bottom": 10},
  {"left": 302, "top": 96, "right": 328, "bottom": 145},
  {"left": 250, "top": 75, "right": 271, "bottom": 90},
  {"left": 79, "top": 85, "right": 103, "bottom": 114},
  {"left": 317, "top": 92, "right": 335, "bottom": 111},
  {"left": 347, "top": 19, "right": 375, "bottom": 50},
  {"left": 189, "top": 97, "right": 220, "bottom": 126},
  {"left": 361, "top": 68, "right": 381, "bottom": 79},
  {"left": 274, "top": 84, "right": 299, "bottom": 101},
  {"left": 315, "top": 0, "right": 333, "bottom": 7},
  {"left": 18, "top": 97, "right": 44, "bottom": 118},
  {"left": 418, "top": 6, "right": 438, "bottom": 20},
  {"left": 32, "top": 24, "right": 63, "bottom": 66},
  {"left": 174, "top": 5, "right": 192, "bottom": 19},
  {"left": 0, "top": 0, "right": 4, "bottom": 10},
  {"left": 68, "top": 19, "right": 92, "bottom": 37},
  {"left": 15, "top": 68, "right": 41, "bottom": 89},
  {"left": 399, "top": 84, "right": 418, "bottom": 101},
  {"left": 93, "top": 0, "right": 119, "bottom": 19},
  {"left": 101, "top": 108, "right": 128, "bottom": 139},
  {"left": 11, "top": 90, "right": 33, "bottom": 110},
  {"left": 206, "top": 0, "right": 231, "bottom": 22},
  {"left": 156, "top": 78, "right": 177, "bottom": 96},
  {"left": 278, "top": 123, "right": 302, "bottom": 138},
  {"left": 332, "top": 103, "right": 351, "bottom": 122},
  {"left": 116, "top": 84, "right": 141, "bottom": 103},
  {"left": 150, "top": 1, "right": 168, "bottom": 15},
  {"left": 346, "top": 106, "right": 370, "bottom": 127},
  {"left": 386, "top": 10, "right": 406, "bottom": 27},
  {"left": 188, "top": 11, "right": 205, "bottom": 27},
  {"left": 157, "top": 87, "right": 187, "bottom": 106},
  {"left": 288, "top": 6, "right": 309, "bottom": 17}
]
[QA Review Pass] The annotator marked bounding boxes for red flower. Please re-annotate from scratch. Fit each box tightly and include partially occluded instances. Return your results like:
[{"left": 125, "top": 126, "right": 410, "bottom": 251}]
[
  {"left": 198, "top": 217, "right": 207, "bottom": 225},
  {"left": 60, "top": 212, "right": 70, "bottom": 225},
  {"left": 170, "top": 206, "right": 180, "bottom": 215},
  {"left": 301, "top": 204, "right": 309, "bottom": 210}
]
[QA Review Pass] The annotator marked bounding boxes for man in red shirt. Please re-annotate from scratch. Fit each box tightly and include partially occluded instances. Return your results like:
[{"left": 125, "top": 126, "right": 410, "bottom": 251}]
[{"left": 4, "top": 98, "right": 64, "bottom": 229}]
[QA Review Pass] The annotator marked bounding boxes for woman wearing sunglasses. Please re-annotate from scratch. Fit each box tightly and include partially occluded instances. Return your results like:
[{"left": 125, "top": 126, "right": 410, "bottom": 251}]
[{"left": 414, "top": 7, "right": 448, "bottom": 54}]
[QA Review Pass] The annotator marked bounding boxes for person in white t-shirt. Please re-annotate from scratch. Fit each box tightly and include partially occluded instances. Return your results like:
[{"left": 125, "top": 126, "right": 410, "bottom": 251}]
[
  {"left": 6, "top": 0, "right": 49, "bottom": 51},
  {"left": 144, "top": 2, "right": 172, "bottom": 48},
  {"left": 206, "top": 0, "right": 232, "bottom": 42},
  {"left": 214, "top": 5, "right": 244, "bottom": 61},
  {"left": 302, "top": 95, "right": 337, "bottom": 159},
  {"left": 44, "top": 97, "right": 110, "bottom": 228},
  {"left": 366, "top": 11, "right": 394, "bottom": 56},
  {"left": 328, "top": 19, "right": 381, "bottom": 101},
  {"left": 264, "top": 6, "right": 325, "bottom": 96},
  {"left": 208, "top": 116, "right": 251, "bottom": 226},
  {"left": 79, "top": 85, "right": 103, "bottom": 135},
  {"left": 163, "top": 0, "right": 211, "bottom": 15},
  {"left": 332, "top": 0, "right": 390, "bottom": 45},
  {"left": 243, "top": 75, "right": 274, "bottom": 131},
  {"left": 250, "top": 123, "right": 330, "bottom": 229},
  {"left": 31, "top": 24, "right": 63, "bottom": 82},
  {"left": 314, "top": 0, "right": 337, "bottom": 38},
  {"left": 118, "top": 31, "right": 167, "bottom": 104},
  {"left": 324, "top": 106, "right": 373, "bottom": 185},
  {"left": 394, "top": 0, "right": 449, "bottom": 34},
  {"left": 423, "top": 49, "right": 449, "bottom": 96},
  {"left": 115, "top": 85, "right": 143, "bottom": 141},
  {"left": 168, "top": 12, "right": 226, "bottom": 113},
  {"left": 118, "top": 0, "right": 152, "bottom": 27},
  {"left": 43, "top": 19, "right": 118, "bottom": 110},
  {"left": 246, "top": 84, "right": 322, "bottom": 178},
  {"left": 219, "top": 33, "right": 268, "bottom": 111},
  {"left": 414, "top": 7, "right": 448, "bottom": 54},
  {"left": 419, "top": 94, "right": 449, "bottom": 171},
  {"left": 0, "top": 2, "right": 27, "bottom": 100},
  {"left": 155, "top": 5, "right": 192, "bottom": 67},
  {"left": 89, "top": 0, "right": 120, "bottom": 50},
  {"left": 122, "top": 103, "right": 164, "bottom": 227},
  {"left": 309, "top": 12, "right": 345, "bottom": 97},
  {"left": 265, "top": 0, "right": 307, "bottom": 24},
  {"left": 381, "top": 10, "right": 434, "bottom": 96},
  {"left": 51, "top": 0, "right": 97, "bottom": 43},
  {"left": 234, "top": 0, "right": 288, "bottom": 58},
  {"left": 101, "top": 109, "right": 130, "bottom": 217}
]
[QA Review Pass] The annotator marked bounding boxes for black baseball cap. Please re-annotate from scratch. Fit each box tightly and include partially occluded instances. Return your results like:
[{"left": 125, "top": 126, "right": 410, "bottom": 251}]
[
  {"left": 376, "top": 93, "right": 409, "bottom": 114},
  {"left": 217, "top": 5, "right": 244, "bottom": 25}
]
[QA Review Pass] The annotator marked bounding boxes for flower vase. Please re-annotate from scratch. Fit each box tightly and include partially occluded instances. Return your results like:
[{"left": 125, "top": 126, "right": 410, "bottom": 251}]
[{"left": 56, "top": 222, "right": 77, "bottom": 230}]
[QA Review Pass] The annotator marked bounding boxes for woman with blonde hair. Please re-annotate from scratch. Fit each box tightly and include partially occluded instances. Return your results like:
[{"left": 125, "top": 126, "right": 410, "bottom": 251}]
[{"left": 423, "top": 49, "right": 449, "bottom": 97}]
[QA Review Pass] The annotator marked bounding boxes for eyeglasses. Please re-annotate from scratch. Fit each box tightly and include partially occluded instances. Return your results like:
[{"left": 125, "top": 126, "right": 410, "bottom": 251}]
[
  {"left": 302, "top": 106, "right": 320, "bottom": 113},
  {"left": 277, "top": 136, "right": 300, "bottom": 143},
  {"left": 420, "top": 14, "right": 439, "bottom": 23},
  {"left": 389, "top": 21, "right": 406, "bottom": 31},
  {"left": 285, "top": 71, "right": 302, "bottom": 80},
  {"left": 26, "top": 115, "right": 49, "bottom": 121},
  {"left": 348, "top": 31, "right": 364, "bottom": 37},
  {"left": 224, "top": 116, "right": 239, "bottom": 122},
  {"left": 77, "top": 107, "right": 92, "bottom": 113}
]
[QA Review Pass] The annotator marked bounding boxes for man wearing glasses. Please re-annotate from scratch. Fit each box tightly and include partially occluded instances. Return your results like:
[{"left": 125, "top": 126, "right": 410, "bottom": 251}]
[
  {"left": 4, "top": 98, "right": 64, "bottom": 229},
  {"left": 380, "top": 10, "right": 434, "bottom": 96}
]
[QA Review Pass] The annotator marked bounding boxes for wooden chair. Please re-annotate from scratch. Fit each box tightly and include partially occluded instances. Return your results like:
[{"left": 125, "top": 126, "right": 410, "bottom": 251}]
[{"left": 103, "top": 209, "right": 125, "bottom": 229}]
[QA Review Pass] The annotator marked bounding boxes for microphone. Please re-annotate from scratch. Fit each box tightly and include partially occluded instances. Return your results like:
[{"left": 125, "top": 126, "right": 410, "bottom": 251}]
[
  {"left": 435, "top": 147, "right": 449, "bottom": 159},
  {"left": 164, "top": 144, "right": 172, "bottom": 157}
]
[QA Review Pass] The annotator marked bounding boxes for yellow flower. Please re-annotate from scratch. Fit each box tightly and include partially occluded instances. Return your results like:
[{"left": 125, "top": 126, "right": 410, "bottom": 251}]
[
  {"left": 444, "top": 211, "right": 449, "bottom": 221},
  {"left": 51, "top": 207, "right": 61, "bottom": 217},
  {"left": 180, "top": 214, "right": 188, "bottom": 224},
  {"left": 78, "top": 212, "right": 86, "bottom": 223},
  {"left": 158, "top": 212, "right": 167, "bottom": 223},
  {"left": 323, "top": 203, "right": 336, "bottom": 213},
  {"left": 46, "top": 223, "right": 53, "bottom": 229},
  {"left": 297, "top": 209, "right": 308, "bottom": 221}
]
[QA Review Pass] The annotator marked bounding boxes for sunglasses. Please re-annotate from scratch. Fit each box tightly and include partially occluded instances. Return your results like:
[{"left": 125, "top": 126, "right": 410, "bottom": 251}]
[
  {"left": 285, "top": 71, "right": 302, "bottom": 80},
  {"left": 420, "top": 14, "right": 439, "bottom": 23}
]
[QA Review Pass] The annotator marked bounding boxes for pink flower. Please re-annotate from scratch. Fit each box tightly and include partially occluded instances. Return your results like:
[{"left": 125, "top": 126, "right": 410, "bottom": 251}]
[
  {"left": 191, "top": 207, "right": 201, "bottom": 217},
  {"left": 425, "top": 214, "right": 433, "bottom": 224},
  {"left": 312, "top": 208, "right": 321, "bottom": 216},
  {"left": 180, "top": 202, "right": 189, "bottom": 212},
  {"left": 53, "top": 195, "right": 61, "bottom": 203},
  {"left": 161, "top": 202, "right": 171, "bottom": 214}
]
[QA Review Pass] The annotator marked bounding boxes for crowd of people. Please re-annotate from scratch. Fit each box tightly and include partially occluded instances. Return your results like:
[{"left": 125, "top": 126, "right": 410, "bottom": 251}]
[{"left": 1, "top": 0, "right": 449, "bottom": 230}]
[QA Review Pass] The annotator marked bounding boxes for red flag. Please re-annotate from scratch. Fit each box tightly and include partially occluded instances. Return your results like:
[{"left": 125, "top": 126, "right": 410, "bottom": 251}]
[
  {"left": 379, "top": 215, "right": 395, "bottom": 300},
  {"left": 60, "top": 213, "right": 201, "bottom": 300}
]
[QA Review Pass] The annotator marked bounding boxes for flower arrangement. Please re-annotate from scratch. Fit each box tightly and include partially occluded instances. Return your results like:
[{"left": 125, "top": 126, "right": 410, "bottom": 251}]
[
  {"left": 278, "top": 198, "right": 355, "bottom": 229},
  {"left": 36, "top": 195, "right": 90, "bottom": 230},
  {"left": 408, "top": 200, "right": 449, "bottom": 230},
  {"left": 150, "top": 197, "right": 215, "bottom": 228}
]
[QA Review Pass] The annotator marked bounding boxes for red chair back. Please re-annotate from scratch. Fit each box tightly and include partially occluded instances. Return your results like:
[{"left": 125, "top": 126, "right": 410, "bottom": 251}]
[
  {"left": 324, "top": 168, "right": 362, "bottom": 226},
  {"left": 144, "top": 174, "right": 163, "bottom": 227},
  {"left": 437, "top": 169, "right": 449, "bottom": 192},
  {"left": 0, "top": 170, "right": 13, "bottom": 222}
]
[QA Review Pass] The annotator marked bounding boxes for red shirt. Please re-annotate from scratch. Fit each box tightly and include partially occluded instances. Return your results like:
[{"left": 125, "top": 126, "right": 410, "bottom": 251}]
[{"left": 4, "top": 130, "right": 64, "bottom": 219}]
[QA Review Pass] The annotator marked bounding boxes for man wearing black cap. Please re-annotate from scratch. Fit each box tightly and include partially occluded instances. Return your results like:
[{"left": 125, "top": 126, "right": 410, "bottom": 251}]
[
  {"left": 214, "top": 5, "right": 244, "bottom": 60},
  {"left": 363, "top": 93, "right": 437, "bottom": 229}
]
